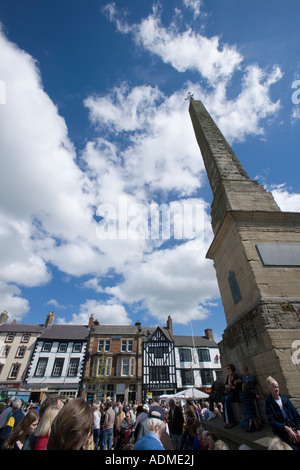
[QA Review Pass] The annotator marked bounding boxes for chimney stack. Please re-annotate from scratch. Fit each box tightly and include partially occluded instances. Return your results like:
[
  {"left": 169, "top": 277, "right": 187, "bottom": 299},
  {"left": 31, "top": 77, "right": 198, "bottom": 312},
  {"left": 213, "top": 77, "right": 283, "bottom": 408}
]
[
  {"left": 88, "top": 314, "right": 94, "bottom": 328},
  {"left": 167, "top": 315, "right": 173, "bottom": 336},
  {"left": 45, "top": 311, "right": 55, "bottom": 328},
  {"left": 204, "top": 328, "right": 214, "bottom": 341}
]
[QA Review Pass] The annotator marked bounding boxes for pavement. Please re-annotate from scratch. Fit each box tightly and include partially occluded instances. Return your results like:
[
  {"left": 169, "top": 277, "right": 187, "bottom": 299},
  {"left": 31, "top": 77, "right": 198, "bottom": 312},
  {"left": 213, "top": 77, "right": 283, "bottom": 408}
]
[{"left": 202, "top": 416, "right": 275, "bottom": 450}]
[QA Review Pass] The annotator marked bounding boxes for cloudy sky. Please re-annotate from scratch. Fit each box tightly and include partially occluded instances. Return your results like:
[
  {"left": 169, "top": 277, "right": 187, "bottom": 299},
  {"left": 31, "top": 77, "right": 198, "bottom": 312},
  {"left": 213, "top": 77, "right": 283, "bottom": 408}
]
[{"left": 0, "top": 0, "right": 299, "bottom": 341}]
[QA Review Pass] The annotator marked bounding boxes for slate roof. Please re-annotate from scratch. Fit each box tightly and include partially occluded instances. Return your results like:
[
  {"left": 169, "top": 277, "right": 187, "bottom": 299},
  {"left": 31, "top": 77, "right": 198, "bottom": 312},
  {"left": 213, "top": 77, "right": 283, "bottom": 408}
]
[
  {"left": 0, "top": 324, "right": 45, "bottom": 334},
  {"left": 174, "top": 335, "right": 218, "bottom": 348},
  {"left": 38, "top": 324, "right": 90, "bottom": 341},
  {"left": 91, "top": 325, "right": 140, "bottom": 335},
  {"left": 141, "top": 326, "right": 173, "bottom": 342}
]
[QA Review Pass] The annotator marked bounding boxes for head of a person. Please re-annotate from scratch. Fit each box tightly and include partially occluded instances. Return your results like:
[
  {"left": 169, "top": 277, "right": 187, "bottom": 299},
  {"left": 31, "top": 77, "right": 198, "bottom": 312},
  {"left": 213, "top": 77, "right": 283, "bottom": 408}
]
[
  {"left": 268, "top": 437, "right": 293, "bottom": 450},
  {"left": 201, "top": 430, "right": 209, "bottom": 448},
  {"left": 168, "top": 399, "right": 175, "bottom": 409},
  {"left": 47, "top": 398, "right": 94, "bottom": 450},
  {"left": 206, "top": 432, "right": 217, "bottom": 450},
  {"left": 125, "top": 412, "right": 131, "bottom": 421},
  {"left": 196, "top": 426, "right": 203, "bottom": 441},
  {"left": 151, "top": 395, "right": 160, "bottom": 405},
  {"left": 226, "top": 363, "right": 236, "bottom": 373},
  {"left": 185, "top": 417, "right": 193, "bottom": 428},
  {"left": 35, "top": 406, "right": 60, "bottom": 437},
  {"left": 241, "top": 364, "right": 249, "bottom": 375},
  {"left": 147, "top": 409, "right": 165, "bottom": 436},
  {"left": 39, "top": 394, "right": 63, "bottom": 419},
  {"left": 136, "top": 405, "right": 144, "bottom": 415},
  {"left": 11, "top": 398, "right": 22, "bottom": 412},
  {"left": 266, "top": 376, "right": 280, "bottom": 399},
  {"left": 214, "top": 439, "right": 230, "bottom": 450},
  {"left": 147, "top": 417, "right": 165, "bottom": 438}
]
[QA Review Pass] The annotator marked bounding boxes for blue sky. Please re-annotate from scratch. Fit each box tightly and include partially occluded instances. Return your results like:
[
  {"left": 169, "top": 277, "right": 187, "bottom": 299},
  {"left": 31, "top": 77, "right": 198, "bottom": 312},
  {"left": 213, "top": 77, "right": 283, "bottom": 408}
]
[{"left": 0, "top": 0, "right": 299, "bottom": 342}]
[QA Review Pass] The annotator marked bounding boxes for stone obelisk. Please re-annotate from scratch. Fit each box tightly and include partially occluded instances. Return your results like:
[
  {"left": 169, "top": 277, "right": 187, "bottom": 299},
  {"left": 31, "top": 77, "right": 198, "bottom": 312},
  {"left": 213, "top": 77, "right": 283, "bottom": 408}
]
[{"left": 189, "top": 99, "right": 300, "bottom": 410}]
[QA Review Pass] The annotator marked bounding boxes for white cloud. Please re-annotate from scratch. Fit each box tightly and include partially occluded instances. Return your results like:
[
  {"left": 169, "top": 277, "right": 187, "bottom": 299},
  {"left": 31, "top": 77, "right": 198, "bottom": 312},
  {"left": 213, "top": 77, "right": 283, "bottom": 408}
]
[
  {"left": 106, "top": 236, "right": 219, "bottom": 325},
  {"left": 270, "top": 184, "right": 300, "bottom": 212},
  {"left": 183, "top": 0, "right": 203, "bottom": 19},
  {"left": 57, "top": 299, "right": 132, "bottom": 325},
  {"left": 104, "top": 3, "right": 243, "bottom": 86},
  {"left": 0, "top": 282, "right": 30, "bottom": 322},
  {"left": 0, "top": 4, "right": 286, "bottom": 329},
  {"left": 45, "top": 299, "right": 66, "bottom": 309}
]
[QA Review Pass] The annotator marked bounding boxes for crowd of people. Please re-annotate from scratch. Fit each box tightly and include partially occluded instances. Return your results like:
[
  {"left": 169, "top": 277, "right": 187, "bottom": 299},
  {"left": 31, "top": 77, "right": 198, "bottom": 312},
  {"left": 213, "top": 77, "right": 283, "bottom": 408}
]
[{"left": 0, "top": 366, "right": 299, "bottom": 451}]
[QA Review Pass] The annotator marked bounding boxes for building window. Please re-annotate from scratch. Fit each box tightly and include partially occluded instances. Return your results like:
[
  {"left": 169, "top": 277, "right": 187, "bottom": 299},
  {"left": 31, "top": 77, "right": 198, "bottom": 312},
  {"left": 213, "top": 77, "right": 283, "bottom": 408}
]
[
  {"left": 197, "top": 349, "right": 211, "bottom": 362},
  {"left": 42, "top": 343, "right": 52, "bottom": 352},
  {"left": 94, "top": 357, "right": 112, "bottom": 377},
  {"left": 5, "top": 334, "right": 14, "bottom": 343},
  {"left": 121, "top": 340, "right": 134, "bottom": 352},
  {"left": 122, "top": 358, "right": 130, "bottom": 376},
  {"left": 148, "top": 346, "right": 169, "bottom": 358},
  {"left": 73, "top": 343, "right": 82, "bottom": 353},
  {"left": 8, "top": 363, "right": 20, "bottom": 379},
  {"left": 179, "top": 348, "right": 192, "bottom": 362},
  {"left": 181, "top": 369, "right": 194, "bottom": 386},
  {"left": 52, "top": 358, "right": 64, "bottom": 377},
  {"left": 16, "top": 346, "right": 26, "bottom": 358},
  {"left": 58, "top": 343, "right": 68, "bottom": 353},
  {"left": 116, "top": 358, "right": 134, "bottom": 376},
  {"left": 150, "top": 366, "right": 169, "bottom": 382},
  {"left": 0, "top": 345, "right": 10, "bottom": 358},
  {"left": 35, "top": 358, "right": 48, "bottom": 377},
  {"left": 98, "top": 340, "right": 110, "bottom": 352},
  {"left": 21, "top": 334, "right": 30, "bottom": 343},
  {"left": 200, "top": 369, "right": 214, "bottom": 386},
  {"left": 68, "top": 358, "right": 80, "bottom": 377}
]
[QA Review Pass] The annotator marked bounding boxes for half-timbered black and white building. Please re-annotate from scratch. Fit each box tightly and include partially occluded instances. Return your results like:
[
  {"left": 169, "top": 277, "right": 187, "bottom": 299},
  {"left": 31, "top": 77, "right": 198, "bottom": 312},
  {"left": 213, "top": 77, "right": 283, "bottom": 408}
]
[{"left": 142, "top": 317, "right": 176, "bottom": 400}]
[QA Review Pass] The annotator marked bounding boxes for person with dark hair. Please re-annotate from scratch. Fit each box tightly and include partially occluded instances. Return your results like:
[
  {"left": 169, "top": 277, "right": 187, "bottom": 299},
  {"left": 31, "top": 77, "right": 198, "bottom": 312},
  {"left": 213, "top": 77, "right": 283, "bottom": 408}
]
[
  {"left": 209, "top": 378, "right": 225, "bottom": 412},
  {"left": 222, "top": 364, "right": 241, "bottom": 429},
  {"left": 168, "top": 398, "right": 184, "bottom": 450},
  {"left": 47, "top": 398, "right": 94, "bottom": 450},
  {"left": 100, "top": 401, "right": 115, "bottom": 450},
  {"left": 1, "top": 409, "right": 39, "bottom": 450}
]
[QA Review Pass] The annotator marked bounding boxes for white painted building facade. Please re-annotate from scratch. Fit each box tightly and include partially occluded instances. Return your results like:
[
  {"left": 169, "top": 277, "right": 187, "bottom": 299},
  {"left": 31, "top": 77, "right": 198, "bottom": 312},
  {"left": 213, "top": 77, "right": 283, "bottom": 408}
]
[
  {"left": 174, "top": 329, "right": 222, "bottom": 391},
  {"left": 23, "top": 324, "right": 89, "bottom": 400}
]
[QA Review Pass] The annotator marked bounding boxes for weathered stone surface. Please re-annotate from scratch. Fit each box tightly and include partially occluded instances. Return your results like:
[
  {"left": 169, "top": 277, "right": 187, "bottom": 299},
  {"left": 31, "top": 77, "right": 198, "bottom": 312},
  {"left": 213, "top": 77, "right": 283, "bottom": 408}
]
[{"left": 189, "top": 100, "right": 300, "bottom": 411}]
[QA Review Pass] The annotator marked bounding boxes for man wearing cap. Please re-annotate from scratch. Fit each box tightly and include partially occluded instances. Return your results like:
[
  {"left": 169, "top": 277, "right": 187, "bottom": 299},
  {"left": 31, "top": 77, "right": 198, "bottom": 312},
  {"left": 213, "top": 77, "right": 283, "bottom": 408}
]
[{"left": 133, "top": 409, "right": 165, "bottom": 450}]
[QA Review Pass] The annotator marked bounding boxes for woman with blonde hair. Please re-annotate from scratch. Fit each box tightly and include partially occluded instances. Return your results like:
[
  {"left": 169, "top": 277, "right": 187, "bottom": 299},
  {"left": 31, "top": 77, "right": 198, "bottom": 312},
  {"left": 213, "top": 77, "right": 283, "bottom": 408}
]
[
  {"left": 1, "top": 409, "right": 39, "bottom": 450},
  {"left": 265, "top": 376, "right": 300, "bottom": 450},
  {"left": 47, "top": 397, "right": 94, "bottom": 450},
  {"left": 33, "top": 406, "right": 60, "bottom": 450}
]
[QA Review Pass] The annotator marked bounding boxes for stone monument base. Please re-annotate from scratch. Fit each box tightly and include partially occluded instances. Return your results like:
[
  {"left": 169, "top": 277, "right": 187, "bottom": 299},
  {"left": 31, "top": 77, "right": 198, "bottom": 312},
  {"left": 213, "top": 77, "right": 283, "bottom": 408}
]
[{"left": 218, "top": 298, "right": 300, "bottom": 413}]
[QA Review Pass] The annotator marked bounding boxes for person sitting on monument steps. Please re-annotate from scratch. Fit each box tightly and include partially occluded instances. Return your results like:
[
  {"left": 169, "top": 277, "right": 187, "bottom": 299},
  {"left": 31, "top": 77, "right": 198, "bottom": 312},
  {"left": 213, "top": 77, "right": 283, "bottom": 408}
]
[
  {"left": 222, "top": 363, "right": 241, "bottom": 429},
  {"left": 237, "top": 365, "right": 263, "bottom": 432},
  {"left": 265, "top": 376, "right": 300, "bottom": 450}
]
